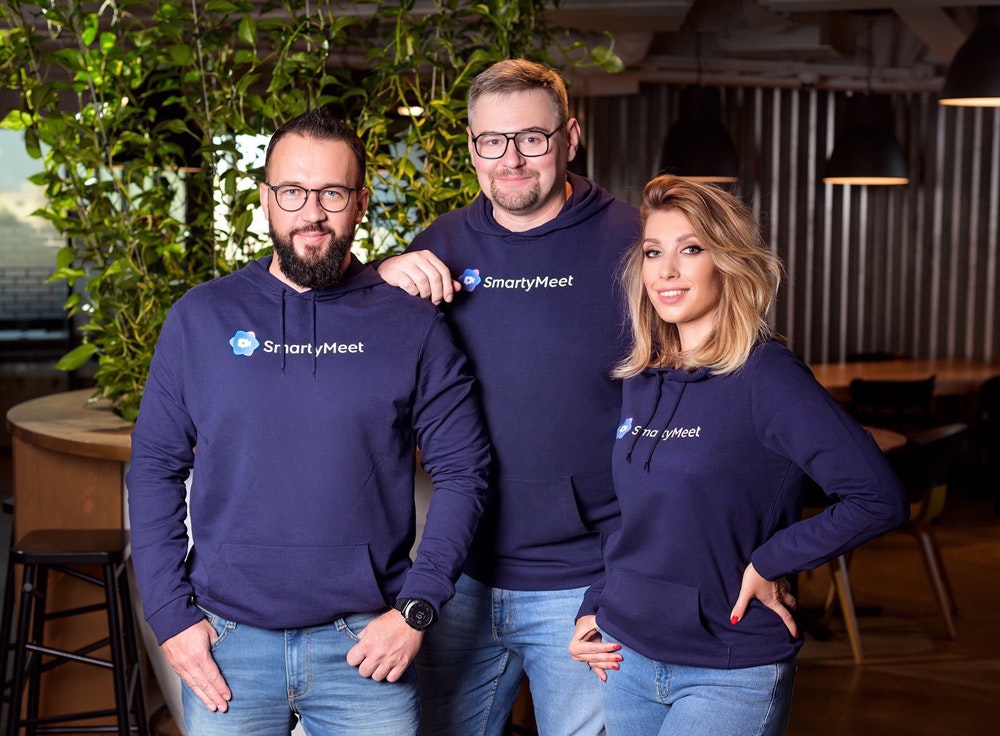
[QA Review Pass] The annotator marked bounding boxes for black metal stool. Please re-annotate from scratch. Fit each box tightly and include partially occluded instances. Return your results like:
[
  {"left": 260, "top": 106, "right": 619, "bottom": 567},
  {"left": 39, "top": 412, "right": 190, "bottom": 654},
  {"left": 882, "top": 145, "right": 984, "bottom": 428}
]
[{"left": 1, "top": 529, "right": 148, "bottom": 735}]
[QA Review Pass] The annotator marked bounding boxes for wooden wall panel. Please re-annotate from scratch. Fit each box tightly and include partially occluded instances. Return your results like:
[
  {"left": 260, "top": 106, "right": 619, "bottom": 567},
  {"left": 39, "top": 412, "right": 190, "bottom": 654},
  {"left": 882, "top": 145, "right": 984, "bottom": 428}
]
[{"left": 577, "top": 87, "right": 1000, "bottom": 364}]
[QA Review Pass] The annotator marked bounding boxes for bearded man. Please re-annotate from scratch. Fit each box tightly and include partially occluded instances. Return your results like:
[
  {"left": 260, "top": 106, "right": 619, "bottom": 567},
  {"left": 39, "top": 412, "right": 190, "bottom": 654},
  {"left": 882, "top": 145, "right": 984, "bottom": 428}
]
[{"left": 127, "top": 107, "right": 491, "bottom": 736}]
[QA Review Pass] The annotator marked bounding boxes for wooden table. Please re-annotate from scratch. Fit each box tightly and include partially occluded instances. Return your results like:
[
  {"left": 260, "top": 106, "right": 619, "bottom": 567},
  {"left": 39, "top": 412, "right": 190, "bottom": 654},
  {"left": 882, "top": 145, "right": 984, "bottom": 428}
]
[
  {"left": 6, "top": 389, "right": 134, "bottom": 726},
  {"left": 6, "top": 389, "right": 132, "bottom": 537},
  {"left": 809, "top": 359, "right": 1000, "bottom": 403},
  {"left": 865, "top": 426, "right": 907, "bottom": 453}
]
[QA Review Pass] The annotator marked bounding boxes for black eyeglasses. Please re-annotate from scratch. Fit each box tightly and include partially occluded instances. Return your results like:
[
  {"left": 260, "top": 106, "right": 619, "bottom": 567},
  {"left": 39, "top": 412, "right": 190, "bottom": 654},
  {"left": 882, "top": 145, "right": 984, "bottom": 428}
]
[
  {"left": 265, "top": 184, "right": 363, "bottom": 213},
  {"left": 470, "top": 122, "right": 566, "bottom": 159}
]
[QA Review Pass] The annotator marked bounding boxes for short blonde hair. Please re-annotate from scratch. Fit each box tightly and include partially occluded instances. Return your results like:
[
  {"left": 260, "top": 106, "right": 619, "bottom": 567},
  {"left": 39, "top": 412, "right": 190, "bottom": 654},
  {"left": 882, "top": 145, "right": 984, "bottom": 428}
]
[
  {"left": 468, "top": 59, "right": 569, "bottom": 128},
  {"left": 615, "top": 176, "right": 783, "bottom": 378}
]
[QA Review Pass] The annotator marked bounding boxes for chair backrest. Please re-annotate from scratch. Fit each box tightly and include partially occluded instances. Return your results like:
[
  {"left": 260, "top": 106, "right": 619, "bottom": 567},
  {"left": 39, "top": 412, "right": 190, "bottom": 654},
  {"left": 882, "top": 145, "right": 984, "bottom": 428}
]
[
  {"left": 889, "top": 423, "right": 967, "bottom": 522},
  {"left": 848, "top": 375, "right": 935, "bottom": 434},
  {"left": 981, "top": 375, "right": 1000, "bottom": 433}
]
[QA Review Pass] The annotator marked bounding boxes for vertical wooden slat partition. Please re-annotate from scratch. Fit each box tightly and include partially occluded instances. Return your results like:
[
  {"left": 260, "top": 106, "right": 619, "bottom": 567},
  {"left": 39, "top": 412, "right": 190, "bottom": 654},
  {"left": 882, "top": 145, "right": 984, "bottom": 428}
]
[{"left": 575, "top": 87, "right": 1000, "bottom": 364}]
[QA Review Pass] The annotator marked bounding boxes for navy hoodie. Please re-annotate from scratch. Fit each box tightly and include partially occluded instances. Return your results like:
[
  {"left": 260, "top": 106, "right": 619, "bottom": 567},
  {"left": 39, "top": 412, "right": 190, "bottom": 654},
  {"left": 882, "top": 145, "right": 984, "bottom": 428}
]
[
  {"left": 405, "top": 173, "right": 640, "bottom": 590},
  {"left": 579, "top": 341, "right": 909, "bottom": 668},
  {"left": 127, "top": 256, "right": 491, "bottom": 645}
]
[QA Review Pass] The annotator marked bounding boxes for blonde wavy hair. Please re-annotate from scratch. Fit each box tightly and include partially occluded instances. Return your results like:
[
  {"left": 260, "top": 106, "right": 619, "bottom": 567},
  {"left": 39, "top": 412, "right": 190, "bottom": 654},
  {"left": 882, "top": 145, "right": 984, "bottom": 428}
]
[{"left": 614, "top": 175, "right": 783, "bottom": 378}]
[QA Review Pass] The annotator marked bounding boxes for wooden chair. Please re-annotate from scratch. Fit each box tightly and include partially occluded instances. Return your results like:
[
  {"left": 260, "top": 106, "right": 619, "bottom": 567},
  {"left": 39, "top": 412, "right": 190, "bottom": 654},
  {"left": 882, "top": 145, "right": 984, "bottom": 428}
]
[
  {"left": 823, "top": 422, "right": 966, "bottom": 662},
  {"left": 980, "top": 375, "right": 1000, "bottom": 514},
  {"left": 848, "top": 375, "right": 935, "bottom": 435}
]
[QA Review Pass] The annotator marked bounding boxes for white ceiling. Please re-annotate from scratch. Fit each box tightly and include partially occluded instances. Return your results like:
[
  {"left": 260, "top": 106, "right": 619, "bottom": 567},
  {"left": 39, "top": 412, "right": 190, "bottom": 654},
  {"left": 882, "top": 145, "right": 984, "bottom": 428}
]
[{"left": 546, "top": 0, "right": 998, "bottom": 94}]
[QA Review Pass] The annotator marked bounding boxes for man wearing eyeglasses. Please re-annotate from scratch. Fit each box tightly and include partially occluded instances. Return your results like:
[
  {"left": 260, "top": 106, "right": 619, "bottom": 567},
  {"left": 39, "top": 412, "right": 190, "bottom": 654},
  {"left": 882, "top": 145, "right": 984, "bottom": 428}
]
[
  {"left": 126, "top": 107, "right": 491, "bottom": 735},
  {"left": 376, "top": 59, "right": 640, "bottom": 736}
]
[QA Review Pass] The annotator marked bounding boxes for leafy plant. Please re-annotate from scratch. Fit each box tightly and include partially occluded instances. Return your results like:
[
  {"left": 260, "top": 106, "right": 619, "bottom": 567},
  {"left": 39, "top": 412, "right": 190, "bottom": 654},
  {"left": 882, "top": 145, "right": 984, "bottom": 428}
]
[{"left": 0, "top": 0, "right": 621, "bottom": 420}]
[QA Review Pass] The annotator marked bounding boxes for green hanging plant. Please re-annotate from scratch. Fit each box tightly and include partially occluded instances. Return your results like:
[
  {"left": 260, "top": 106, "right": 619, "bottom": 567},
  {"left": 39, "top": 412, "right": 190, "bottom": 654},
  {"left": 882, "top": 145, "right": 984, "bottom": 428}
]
[{"left": 0, "top": 0, "right": 622, "bottom": 421}]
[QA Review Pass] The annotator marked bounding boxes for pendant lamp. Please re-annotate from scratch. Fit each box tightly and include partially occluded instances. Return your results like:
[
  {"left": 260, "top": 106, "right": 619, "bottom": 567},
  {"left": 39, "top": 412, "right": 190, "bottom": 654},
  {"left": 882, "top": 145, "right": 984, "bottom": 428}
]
[
  {"left": 658, "top": 86, "right": 740, "bottom": 183},
  {"left": 939, "top": 7, "right": 1000, "bottom": 106},
  {"left": 823, "top": 93, "right": 909, "bottom": 186}
]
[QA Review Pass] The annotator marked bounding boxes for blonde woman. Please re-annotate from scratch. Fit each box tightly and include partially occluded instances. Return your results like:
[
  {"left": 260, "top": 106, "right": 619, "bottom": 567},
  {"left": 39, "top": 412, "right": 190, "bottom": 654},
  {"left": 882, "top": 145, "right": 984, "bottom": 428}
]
[{"left": 569, "top": 175, "right": 908, "bottom": 735}]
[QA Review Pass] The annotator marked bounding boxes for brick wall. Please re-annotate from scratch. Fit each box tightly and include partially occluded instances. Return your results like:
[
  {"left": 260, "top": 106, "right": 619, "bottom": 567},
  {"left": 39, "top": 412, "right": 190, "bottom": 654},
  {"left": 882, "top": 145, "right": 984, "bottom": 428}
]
[{"left": 0, "top": 211, "right": 67, "bottom": 324}]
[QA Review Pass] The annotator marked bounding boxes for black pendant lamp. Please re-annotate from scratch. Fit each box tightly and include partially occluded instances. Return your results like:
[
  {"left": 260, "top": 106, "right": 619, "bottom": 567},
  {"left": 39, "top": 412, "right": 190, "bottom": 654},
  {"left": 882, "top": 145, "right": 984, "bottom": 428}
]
[
  {"left": 823, "top": 93, "right": 909, "bottom": 186},
  {"left": 940, "top": 7, "right": 1000, "bottom": 107},
  {"left": 659, "top": 86, "right": 740, "bottom": 183}
]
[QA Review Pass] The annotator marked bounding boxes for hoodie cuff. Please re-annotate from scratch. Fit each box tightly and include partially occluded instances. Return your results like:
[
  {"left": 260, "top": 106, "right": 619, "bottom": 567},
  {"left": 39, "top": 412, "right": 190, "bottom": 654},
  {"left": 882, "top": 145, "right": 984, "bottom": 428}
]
[
  {"left": 146, "top": 595, "right": 204, "bottom": 646},
  {"left": 576, "top": 586, "right": 600, "bottom": 620}
]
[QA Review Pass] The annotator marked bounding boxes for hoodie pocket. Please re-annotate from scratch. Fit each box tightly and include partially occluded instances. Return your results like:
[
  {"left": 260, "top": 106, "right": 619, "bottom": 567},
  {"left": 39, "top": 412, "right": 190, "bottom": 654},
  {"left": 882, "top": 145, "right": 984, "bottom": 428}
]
[
  {"left": 570, "top": 471, "right": 620, "bottom": 533},
  {"left": 495, "top": 476, "right": 600, "bottom": 555},
  {"left": 599, "top": 568, "right": 732, "bottom": 668},
  {"left": 208, "top": 542, "right": 387, "bottom": 627}
]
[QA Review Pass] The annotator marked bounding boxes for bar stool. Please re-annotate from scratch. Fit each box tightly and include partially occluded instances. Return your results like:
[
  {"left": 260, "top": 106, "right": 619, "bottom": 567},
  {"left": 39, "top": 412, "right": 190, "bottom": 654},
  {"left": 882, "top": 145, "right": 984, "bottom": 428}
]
[{"left": 1, "top": 529, "right": 148, "bottom": 735}]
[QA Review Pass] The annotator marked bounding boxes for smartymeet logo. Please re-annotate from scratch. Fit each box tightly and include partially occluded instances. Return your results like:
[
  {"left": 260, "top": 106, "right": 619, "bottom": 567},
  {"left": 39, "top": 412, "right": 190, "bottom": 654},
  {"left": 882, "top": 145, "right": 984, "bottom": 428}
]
[
  {"left": 458, "top": 266, "right": 575, "bottom": 293},
  {"left": 230, "top": 330, "right": 260, "bottom": 357},
  {"left": 228, "top": 329, "right": 364, "bottom": 358},
  {"left": 460, "top": 268, "right": 482, "bottom": 292},
  {"left": 616, "top": 417, "right": 633, "bottom": 439}
]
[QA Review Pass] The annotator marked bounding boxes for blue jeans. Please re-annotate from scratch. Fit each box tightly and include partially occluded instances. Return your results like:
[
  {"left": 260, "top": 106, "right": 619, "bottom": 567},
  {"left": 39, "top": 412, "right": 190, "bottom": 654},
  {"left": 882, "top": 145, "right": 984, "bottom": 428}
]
[
  {"left": 182, "top": 608, "right": 419, "bottom": 736},
  {"left": 601, "top": 638, "right": 795, "bottom": 736},
  {"left": 416, "top": 574, "right": 604, "bottom": 736}
]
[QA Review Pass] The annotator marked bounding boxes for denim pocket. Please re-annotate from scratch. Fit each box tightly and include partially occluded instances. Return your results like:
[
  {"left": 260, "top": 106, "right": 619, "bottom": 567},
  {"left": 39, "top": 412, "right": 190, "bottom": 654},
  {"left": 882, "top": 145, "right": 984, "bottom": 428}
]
[
  {"left": 336, "top": 611, "right": 380, "bottom": 642},
  {"left": 195, "top": 604, "right": 236, "bottom": 651}
]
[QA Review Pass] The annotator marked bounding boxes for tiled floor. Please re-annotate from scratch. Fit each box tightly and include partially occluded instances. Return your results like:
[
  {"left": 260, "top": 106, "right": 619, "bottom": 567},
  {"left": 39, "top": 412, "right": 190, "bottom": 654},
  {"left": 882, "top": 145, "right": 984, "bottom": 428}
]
[{"left": 2, "top": 409, "right": 999, "bottom": 734}]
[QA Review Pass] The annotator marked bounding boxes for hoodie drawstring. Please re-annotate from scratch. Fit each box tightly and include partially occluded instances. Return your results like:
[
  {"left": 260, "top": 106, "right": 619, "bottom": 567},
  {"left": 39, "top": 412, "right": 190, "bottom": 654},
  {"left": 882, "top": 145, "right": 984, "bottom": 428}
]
[
  {"left": 280, "top": 291, "right": 287, "bottom": 375},
  {"left": 277, "top": 290, "right": 320, "bottom": 378},
  {"left": 311, "top": 292, "right": 318, "bottom": 379},
  {"left": 624, "top": 373, "right": 689, "bottom": 472},
  {"left": 626, "top": 377, "right": 663, "bottom": 464},
  {"left": 642, "top": 381, "right": 686, "bottom": 472}
]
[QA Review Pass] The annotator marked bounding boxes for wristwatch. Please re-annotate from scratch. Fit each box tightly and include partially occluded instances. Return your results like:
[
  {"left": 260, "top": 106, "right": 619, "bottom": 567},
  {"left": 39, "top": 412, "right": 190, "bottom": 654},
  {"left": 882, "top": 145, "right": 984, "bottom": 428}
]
[{"left": 393, "top": 598, "right": 437, "bottom": 631}]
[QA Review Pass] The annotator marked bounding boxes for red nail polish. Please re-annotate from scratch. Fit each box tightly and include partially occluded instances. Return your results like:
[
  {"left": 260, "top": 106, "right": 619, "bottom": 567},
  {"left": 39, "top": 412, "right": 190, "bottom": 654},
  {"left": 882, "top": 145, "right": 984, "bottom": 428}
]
[{"left": 731, "top": 615, "right": 739, "bottom": 625}]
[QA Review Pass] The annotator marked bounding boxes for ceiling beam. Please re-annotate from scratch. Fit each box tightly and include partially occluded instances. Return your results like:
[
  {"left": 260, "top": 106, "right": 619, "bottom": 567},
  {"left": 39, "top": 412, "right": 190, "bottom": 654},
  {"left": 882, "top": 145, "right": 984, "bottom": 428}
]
[
  {"left": 546, "top": 0, "right": 693, "bottom": 32},
  {"left": 893, "top": 6, "right": 968, "bottom": 61},
  {"left": 758, "top": 0, "right": 995, "bottom": 10}
]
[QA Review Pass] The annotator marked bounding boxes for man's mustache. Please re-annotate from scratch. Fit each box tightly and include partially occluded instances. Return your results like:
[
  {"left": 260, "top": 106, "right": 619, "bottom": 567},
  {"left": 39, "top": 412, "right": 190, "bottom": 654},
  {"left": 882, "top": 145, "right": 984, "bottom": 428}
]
[{"left": 292, "top": 225, "right": 332, "bottom": 236}]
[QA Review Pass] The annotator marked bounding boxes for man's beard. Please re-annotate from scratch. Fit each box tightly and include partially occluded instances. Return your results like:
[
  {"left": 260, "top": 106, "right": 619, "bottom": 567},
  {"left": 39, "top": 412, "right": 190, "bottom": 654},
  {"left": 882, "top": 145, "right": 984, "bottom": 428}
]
[
  {"left": 271, "top": 224, "right": 353, "bottom": 290},
  {"left": 488, "top": 168, "right": 541, "bottom": 212}
]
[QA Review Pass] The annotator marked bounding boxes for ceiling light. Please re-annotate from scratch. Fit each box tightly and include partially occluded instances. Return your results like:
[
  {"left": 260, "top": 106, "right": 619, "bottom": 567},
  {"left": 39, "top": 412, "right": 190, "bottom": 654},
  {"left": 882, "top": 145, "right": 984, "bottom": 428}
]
[
  {"left": 940, "top": 7, "right": 1000, "bottom": 107},
  {"left": 658, "top": 86, "right": 739, "bottom": 184},
  {"left": 823, "top": 93, "right": 909, "bottom": 186}
]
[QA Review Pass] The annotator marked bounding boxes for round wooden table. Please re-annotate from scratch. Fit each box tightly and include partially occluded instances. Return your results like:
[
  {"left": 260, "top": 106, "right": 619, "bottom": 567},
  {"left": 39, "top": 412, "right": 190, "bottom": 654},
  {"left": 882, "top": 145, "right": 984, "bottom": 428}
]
[
  {"left": 864, "top": 426, "right": 907, "bottom": 453},
  {"left": 6, "top": 388, "right": 132, "bottom": 536},
  {"left": 5, "top": 389, "right": 134, "bottom": 724},
  {"left": 810, "top": 359, "right": 1000, "bottom": 402}
]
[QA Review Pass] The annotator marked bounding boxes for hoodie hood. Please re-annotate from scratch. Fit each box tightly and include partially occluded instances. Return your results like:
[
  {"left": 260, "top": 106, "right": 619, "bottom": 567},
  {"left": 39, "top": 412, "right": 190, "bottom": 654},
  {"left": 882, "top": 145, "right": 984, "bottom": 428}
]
[
  {"left": 241, "top": 253, "right": 377, "bottom": 300},
  {"left": 465, "top": 172, "right": 617, "bottom": 241},
  {"left": 621, "top": 365, "right": 712, "bottom": 471},
  {"left": 237, "top": 254, "right": 380, "bottom": 376}
]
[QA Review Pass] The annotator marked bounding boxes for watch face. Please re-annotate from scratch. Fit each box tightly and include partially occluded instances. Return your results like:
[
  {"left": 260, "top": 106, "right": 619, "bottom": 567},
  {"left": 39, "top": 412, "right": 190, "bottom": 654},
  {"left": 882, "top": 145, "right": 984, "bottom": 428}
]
[{"left": 401, "top": 599, "right": 435, "bottom": 630}]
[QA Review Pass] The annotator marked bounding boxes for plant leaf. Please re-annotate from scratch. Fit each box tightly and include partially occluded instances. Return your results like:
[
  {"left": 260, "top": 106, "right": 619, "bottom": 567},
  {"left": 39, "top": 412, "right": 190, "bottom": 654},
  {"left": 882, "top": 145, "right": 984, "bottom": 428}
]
[{"left": 55, "top": 343, "right": 98, "bottom": 371}]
